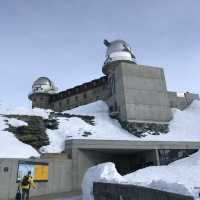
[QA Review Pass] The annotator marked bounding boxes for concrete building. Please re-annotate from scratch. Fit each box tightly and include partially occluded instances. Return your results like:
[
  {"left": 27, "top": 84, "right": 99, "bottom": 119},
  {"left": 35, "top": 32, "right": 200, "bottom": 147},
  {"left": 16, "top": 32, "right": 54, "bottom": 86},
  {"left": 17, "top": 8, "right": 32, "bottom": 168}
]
[
  {"left": 1, "top": 139, "right": 200, "bottom": 199},
  {"left": 28, "top": 39, "right": 199, "bottom": 124},
  {"left": 0, "top": 39, "right": 195, "bottom": 199}
]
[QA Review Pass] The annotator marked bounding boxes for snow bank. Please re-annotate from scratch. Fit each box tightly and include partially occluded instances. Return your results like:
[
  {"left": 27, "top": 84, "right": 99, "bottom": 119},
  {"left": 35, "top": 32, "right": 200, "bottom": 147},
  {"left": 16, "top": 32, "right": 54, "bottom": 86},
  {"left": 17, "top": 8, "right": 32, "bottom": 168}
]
[
  {"left": 0, "top": 103, "right": 46, "bottom": 158},
  {"left": 42, "top": 101, "right": 138, "bottom": 153},
  {"left": 65, "top": 100, "right": 200, "bottom": 142},
  {"left": 0, "top": 115, "right": 39, "bottom": 158},
  {"left": 1, "top": 99, "right": 200, "bottom": 157},
  {"left": 82, "top": 151, "right": 200, "bottom": 200},
  {"left": 123, "top": 150, "right": 200, "bottom": 199},
  {"left": 0, "top": 102, "right": 50, "bottom": 119},
  {"left": 82, "top": 162, "right": 127, "bottom": 200},
  {"left": 43, "top": 100, "right": 200, "bottom": 153},
  {"left": 143, "top": 100, "right": 200, "bottom": 141},
  {"left": 7, "top": 118, "right": 28, "bottom": 127}
]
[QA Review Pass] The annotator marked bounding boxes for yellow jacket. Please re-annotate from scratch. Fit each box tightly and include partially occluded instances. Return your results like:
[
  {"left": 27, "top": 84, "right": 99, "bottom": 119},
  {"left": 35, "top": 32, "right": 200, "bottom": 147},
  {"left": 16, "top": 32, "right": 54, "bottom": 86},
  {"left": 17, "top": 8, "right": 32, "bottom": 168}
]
[{"left": 21, "top": 176, "right": 36, "bottom": 190}]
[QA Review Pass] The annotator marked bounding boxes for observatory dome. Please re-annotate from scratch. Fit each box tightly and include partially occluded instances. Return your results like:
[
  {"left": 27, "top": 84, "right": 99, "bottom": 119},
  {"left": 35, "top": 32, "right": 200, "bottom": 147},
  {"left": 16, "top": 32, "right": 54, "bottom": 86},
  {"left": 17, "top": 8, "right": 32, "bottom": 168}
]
[
  {"left": 103, "top": 39, "right": 136, "bottom": 64},
  {"left": 32, "top": 77, "right": 58, "bottom": 94}
]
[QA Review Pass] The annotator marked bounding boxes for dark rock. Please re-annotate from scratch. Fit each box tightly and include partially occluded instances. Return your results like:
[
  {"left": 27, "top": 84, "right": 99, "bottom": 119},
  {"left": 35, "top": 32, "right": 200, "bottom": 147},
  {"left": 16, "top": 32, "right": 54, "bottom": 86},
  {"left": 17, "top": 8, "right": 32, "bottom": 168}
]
[{"left": 119, "top": 120, "right": 169, "bottom": 138}]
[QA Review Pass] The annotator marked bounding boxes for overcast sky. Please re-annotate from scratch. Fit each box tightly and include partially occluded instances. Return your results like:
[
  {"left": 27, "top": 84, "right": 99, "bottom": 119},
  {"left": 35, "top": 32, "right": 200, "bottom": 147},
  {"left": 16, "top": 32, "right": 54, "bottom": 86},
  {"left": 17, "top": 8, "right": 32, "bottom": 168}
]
[{"left": 0, "top": 0, "right": 199, "bottom": 106}]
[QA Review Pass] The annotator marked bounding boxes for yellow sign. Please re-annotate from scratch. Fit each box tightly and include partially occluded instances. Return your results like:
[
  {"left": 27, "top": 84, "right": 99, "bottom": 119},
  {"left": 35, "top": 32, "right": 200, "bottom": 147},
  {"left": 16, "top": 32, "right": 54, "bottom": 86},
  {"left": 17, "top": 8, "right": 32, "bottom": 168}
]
[
  {"left": 34, "top": 164, "right": 48, "bottom": 181},
  {"left": 17, "top": 161, "right": 49, "bottom": 182}
]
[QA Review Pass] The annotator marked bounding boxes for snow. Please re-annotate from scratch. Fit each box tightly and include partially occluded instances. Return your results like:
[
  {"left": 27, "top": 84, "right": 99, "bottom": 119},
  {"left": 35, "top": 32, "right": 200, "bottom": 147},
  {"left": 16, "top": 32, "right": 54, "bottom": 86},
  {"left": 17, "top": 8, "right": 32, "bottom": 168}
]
[
  {"left": 7, "top": 118, "right": 28, "bottom": 127},
  {"left": 82, "top": 162, "right": 127, "bottom": 200},
  {"left": 0, "top": 102, "right": 50, "bottom": 119},
  {"left": 42, "top": 101, "right": 139, "bottom": 153},
  {"left": 43, "top": 100, "right": 200, "bottom": 153},
  {"left": 67, "top": 100, "right": 200, "bottom": 142},
  {"left": 0, "top": 115, "right": 39, "bottom": 158},
  {"left": 142, "top": 100, "right": 200, "bottom": 141},
  {"left": 0, "top": 103, "right": 47, "bottom": 158},
  {"left": 82, "top": 151, "right": 200, "bottom": 200},
  {"left": 124, "top": 151, "right": 200, "bottom": 199},
  {"left": 0, "top": 99, "right": 200, "bottom": 157}
]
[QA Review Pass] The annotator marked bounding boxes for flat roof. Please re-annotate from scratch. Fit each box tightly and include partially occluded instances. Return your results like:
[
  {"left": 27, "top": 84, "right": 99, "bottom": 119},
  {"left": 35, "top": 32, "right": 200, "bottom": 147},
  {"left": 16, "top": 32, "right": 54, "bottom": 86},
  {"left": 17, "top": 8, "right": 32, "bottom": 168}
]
[{"left": 66, "top": 139, "right": 200, "bottom": 150}]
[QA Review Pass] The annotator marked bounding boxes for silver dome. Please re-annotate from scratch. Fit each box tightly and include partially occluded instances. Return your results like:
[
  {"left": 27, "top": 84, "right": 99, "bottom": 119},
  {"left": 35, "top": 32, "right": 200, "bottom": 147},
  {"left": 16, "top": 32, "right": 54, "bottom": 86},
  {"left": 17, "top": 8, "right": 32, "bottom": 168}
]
[
  {"left": 32, "top": 77, "right": 57, "bottom": 94},
  {"left": 104, "top": 39, "right": 136, "bottom": 59}
]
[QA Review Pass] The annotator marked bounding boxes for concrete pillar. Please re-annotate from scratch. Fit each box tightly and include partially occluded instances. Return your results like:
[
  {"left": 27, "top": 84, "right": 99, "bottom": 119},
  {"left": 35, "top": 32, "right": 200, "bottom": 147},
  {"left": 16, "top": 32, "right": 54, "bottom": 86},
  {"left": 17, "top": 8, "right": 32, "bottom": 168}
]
[{"left": 155, "top": 149, "right": 160, "bottom": 166}]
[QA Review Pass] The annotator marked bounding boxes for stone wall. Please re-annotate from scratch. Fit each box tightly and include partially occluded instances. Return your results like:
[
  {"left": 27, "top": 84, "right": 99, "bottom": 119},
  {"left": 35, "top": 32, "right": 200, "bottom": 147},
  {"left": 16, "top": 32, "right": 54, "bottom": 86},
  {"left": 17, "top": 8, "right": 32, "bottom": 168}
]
[
  {"left": 168, "top": 91, "right": 199, "bottom": 110},
  {"left": 29, "top": 76, "right": 110, "bottom": 112},
  {"left": 0, "top": 157, "right": 72, "bottom": 200},
  {"left": 29, "top": 62, "right": 199, "bottom": 123},
  {"left": 111, "top": 62, "right": 173, "bottom": 123},
  {"left": 93, "top": 182, "right": 194, "bottom": 200},
  {"left": 52, "top": 85, "right": 109, "bottom": 112}
]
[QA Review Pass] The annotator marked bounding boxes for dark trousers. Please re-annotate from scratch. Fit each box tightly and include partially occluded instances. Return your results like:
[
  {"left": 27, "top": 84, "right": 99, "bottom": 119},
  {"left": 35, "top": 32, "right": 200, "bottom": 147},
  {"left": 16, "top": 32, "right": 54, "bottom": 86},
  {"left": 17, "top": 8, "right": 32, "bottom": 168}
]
[{"left": 22, "top": 189, "right": 30, "bottom": 200}]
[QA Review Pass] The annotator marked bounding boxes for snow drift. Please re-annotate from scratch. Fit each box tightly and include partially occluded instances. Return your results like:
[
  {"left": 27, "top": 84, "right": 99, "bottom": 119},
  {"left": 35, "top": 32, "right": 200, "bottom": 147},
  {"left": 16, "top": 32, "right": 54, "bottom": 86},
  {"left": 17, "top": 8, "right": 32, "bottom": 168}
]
[
  {"left": 82, "top": 162, "right": 127, "bottom": 200},
  {"left": 82, "top": 150, "right": 200, "bottom": 200}
]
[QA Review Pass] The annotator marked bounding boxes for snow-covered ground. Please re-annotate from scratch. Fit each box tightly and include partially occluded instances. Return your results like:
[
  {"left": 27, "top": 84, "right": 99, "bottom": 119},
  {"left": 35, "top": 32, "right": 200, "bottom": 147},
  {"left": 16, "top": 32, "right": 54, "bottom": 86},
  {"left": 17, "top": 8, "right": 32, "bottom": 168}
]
[
  {"left": 43, "top": 100, "right": 200, "bottom": 152},
  {"left": 0, "top": 100, "right": 200, "bottom": 157},
  {"left": 82, "top": 150, "right": 200, "bottom": 200},
  {"left": 0, "top": 102, "right": 51, "bottom": 158}
]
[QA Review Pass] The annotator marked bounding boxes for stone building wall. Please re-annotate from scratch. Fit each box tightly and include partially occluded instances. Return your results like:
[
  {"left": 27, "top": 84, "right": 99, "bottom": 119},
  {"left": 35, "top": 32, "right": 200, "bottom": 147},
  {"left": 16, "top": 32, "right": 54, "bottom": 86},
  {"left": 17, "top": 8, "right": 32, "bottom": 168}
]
[
  {"left": 29, "top": 76, "right": 110, "bottom": 112},
  {"left": 106, "top": 62, "right": 173, "bottom": 123},
  {"left": 168, "top": 91, "right": 199, "bottom": 110},
  {"left": 51, "top": 84, "right": 109, "bottom": 112},
  {"left": 29, "top": 64, "right": 199, "bottom": 123}
]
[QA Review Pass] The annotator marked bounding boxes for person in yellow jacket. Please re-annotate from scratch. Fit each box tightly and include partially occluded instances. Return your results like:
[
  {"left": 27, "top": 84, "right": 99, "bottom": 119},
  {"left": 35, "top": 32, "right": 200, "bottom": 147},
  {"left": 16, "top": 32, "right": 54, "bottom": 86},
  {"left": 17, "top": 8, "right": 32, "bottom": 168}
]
[{"left": 21, "top": 171, "right": 36, "bottom": 200}]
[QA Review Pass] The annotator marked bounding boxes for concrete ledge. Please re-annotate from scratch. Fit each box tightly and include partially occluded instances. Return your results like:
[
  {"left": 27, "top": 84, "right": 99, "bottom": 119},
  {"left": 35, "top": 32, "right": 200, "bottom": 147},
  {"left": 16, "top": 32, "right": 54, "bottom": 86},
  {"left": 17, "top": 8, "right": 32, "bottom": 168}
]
[
  {"left": 66, "top": 139, "right": 200, "bottom": 151},
  {"left": 93, "top": 182, "right": 194, "bottom": 200}
]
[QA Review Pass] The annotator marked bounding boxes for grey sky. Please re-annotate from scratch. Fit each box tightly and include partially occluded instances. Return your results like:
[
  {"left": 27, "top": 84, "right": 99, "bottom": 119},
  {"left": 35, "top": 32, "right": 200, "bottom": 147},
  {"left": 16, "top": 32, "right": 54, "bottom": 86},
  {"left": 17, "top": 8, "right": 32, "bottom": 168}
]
[{"left": 0, "top": 0, "right": 199, "bottom": 106}]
